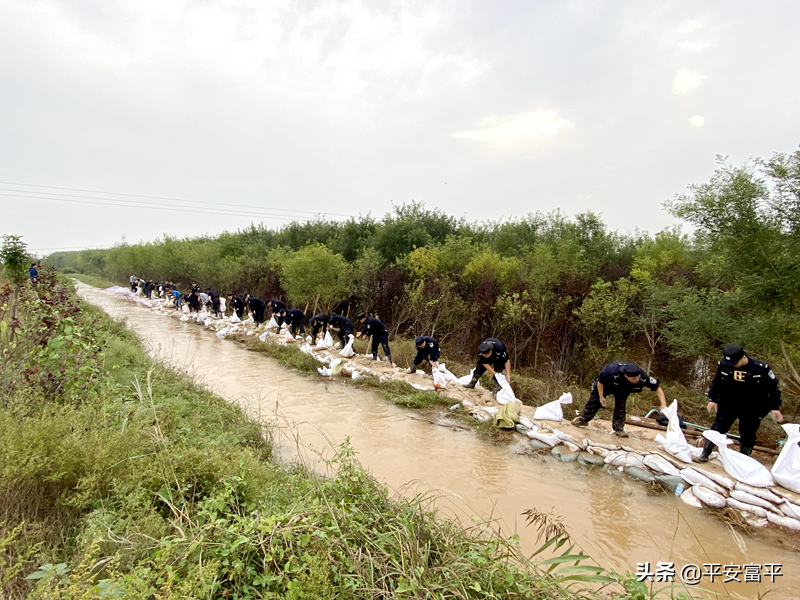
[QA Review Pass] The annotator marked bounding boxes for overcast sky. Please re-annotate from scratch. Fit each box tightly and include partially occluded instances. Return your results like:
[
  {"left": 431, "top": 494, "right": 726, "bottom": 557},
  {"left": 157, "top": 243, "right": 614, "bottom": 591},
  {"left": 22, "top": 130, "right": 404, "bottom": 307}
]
[{"left": 2, "top": 1, "right": 799, "bottom": 255}]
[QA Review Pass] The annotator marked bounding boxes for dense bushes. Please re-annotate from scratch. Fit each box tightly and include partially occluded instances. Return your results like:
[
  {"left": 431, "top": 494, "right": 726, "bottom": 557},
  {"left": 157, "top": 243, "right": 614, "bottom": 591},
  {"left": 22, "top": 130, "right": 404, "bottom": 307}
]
[{"left": 47, "top": 148, "right": 800, "bottom": 418}]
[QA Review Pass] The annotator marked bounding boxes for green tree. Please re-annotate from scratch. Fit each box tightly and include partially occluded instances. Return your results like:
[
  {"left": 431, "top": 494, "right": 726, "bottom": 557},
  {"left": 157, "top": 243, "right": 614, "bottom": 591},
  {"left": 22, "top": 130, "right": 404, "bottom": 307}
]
[{"left": 280, "top": 244, "right": 351, "bottom": 312}]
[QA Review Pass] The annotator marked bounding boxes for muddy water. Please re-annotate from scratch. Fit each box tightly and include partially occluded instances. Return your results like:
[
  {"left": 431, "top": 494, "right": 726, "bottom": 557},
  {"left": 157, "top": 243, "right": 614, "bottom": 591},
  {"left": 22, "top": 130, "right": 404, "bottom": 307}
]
[{"left": 77, "top": 283, "right": 798, "bottom": 599}]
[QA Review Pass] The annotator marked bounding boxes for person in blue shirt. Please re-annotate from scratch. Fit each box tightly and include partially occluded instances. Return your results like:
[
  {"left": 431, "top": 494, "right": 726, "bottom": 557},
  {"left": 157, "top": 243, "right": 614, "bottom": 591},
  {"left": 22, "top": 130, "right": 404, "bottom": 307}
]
[
  {"left": 29, "top": 263, "right": 39, "bottom": 285},
  {"left": 172, "top": 288, "right": 182, "bottom": 310}
]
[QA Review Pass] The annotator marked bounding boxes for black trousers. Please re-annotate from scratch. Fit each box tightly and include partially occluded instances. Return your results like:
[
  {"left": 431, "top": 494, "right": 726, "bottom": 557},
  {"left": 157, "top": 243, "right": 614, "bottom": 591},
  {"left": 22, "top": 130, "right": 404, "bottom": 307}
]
[
  {"left": 289, "top": 319, "right": 305, "bottom": 337},
  {"left": 370, "top": 332, "right": 391, "bottom": 359},
  {"left": 211, "top": 298, "right": 221, "bottom": 316},
  {"left": 413, "top": 349, "right": 440, "bottom": 367},
  {"left": 710, "top": 403, "right": 766, "bottom": 448},
  {"left": 579, "top": 381, "right": 630, "bottom": 432},
  {"left": 253, "top": 307, "right": 266, "bottom": 323},
  {"left": 235, "top": 306, "right": 244, "bottom": 319},
  {"left": 335, "top": 325, "right": 353, "bottom": 346}
]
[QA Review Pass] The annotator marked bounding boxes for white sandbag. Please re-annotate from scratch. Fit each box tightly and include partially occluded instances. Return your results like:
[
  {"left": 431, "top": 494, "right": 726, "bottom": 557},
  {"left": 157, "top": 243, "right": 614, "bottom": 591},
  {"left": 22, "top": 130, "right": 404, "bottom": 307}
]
[
  {"left": 527, "top": 430, "right": 561, "bottom": 447},
  {"left": 432, "top": 369, "right": 447, "bottom": 389},
  {"left": 745, "top": 517, "right": 769, "bottom": 528},
  {"left": 518, "top": 414, "right": 535, "bottom": 430},
  {"left": 339, "top": 335, "right": 356, "bottom": 358},
  {"left": 772, "top": 424, "right": 800, "bottom": 493},
  {"left": 694, "top": 468, "right": 735, "bottom": 491},
  {"left": 494, "top": 373, "right": 519, "bottom": 405},
  {"left": 306, "top": 335, "right": 313, "bottom": 343},
  {"left": 228, "top": 312, "right": 241, "bottom": 323},
  {"left": 563, "top": 440, "right": 581, "bottom": 453},
  {"left": 693, "top": 485, "right": 728, "bottom": 509},
  {"left": 587, "top": 446, "right": 609, "bottom": 458},
  {"left": 780, "top": 501, "right": 800, "bottom": 520},
  {"left": 766, "top": 512, "right": 800, "bottom": 530},
  {"left": 317, "top": 367, "right": 332, "bottom": 377},
  {"left": 625, "top": 453, "right": 646, "bottom": 469},
  {"left": 680, "top": 468, "right": 727, "bottom": 496},
  {"left": 323, "top": 331, "right": 333, "bottom": 347},
  {"left": 218, "top": 297, "right": 226, "bottom": 313},
  {"left": 265, "top": 316, "right": 278, "bottom": 330},
  {"left": 727, "top": 497, "right": 768, "bottom": 518},
  {"left": 438, "top": 363, "right": 459, "bottom": 382},
  {"left": 258, "top": 332, "right": 268, "bottom": 342},
  {"left": 457, "top": 369, "right": 476, "bottom": 386},
  {"left": 661, "top": 400, "right": 695, "bottom": 463},
  {"left": 182, "top": 304, "right": 190, "bottom": 313},
  {"left": 680, "top": 487, "right": 703, "bottom": 509},
  {"left": 588, "top": 440, "right": 619, "bottom": 451},
  {"left": 643, "top": 454, "right": 681, "bottom": 477},
  {"left": 216, "top": 327, "right": 230, "bottom": 337},
  {"left": 409, "top": 382, "right": 435, "bottom": 391},
  {"left": 179, "top": 315, "right": 189, "bottom": 322},
  {"left": 734, "top": 482, "right": 782, "bottom": 504},
  {"left": 703, "top": 430, "right": 774, "bottom": 488},
  {"left": 729, "top": 490, "right": 777, "bottom": 512},
  {"left": 605, "top": 451, "right": 628, "bottom": 467},
  {"left": 533, "top": 392, "right": 572, "bottom": 421}
]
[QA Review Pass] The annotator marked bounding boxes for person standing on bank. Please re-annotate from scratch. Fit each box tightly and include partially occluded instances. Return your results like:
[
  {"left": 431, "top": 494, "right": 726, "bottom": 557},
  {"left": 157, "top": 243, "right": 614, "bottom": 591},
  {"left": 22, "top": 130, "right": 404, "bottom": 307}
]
[
  {"left": 464, "top": 338, "right": 510, "bottom": 393},
  {"left": 407, "top": 336, "right": 440, "bottom": 374},
  {"left": 572, "top": 362, "right": 667, "bottom": 437},
  {"left": 243, "top": 293, "right": 266, "bottom": 324},
  {"left": 328, "top": 313, "right": 354, "bottom": 347},
  {"left": 309, "top": 313, "right": 329, "bottom": 340},
  {"left": 355, "top": 313, "right": 393, "bottom": 366},
  {"left": 280, "top": 308, "right": 306, "bottom": 338},
  {"left": 228, "top": 294, "right": 245, "bottom": 320},
  {"left": 698, "top": 344, "right": 783, "bottom": 461}
]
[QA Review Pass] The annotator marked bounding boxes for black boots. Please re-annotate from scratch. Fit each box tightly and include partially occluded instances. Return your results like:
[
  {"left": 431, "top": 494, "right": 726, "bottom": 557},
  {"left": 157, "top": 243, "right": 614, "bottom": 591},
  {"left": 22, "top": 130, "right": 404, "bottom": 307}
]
[
  {"left": 740, "top": 445, "right": 754, "bottom": 456},
  {"left": 406, "top": 366, "right": 416, "bottom": 374},
  {"left": 464, "top": 376, "right": 479, "bottom": 389},
  {"left": 697, "top": 439, "right": 715, "bottom": 463}
]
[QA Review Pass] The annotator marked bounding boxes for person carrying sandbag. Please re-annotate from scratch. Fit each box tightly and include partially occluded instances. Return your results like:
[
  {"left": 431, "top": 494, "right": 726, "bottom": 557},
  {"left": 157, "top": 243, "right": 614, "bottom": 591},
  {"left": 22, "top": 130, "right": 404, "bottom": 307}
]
[
  {"left": 227, "top": 294, "right": 245, "bottom": 320},
  {"left": 280, "top": 308, "right": 306, "bottom": 338},
  {"left": 355, "top": 313, "right": 393, "bottom": 366},
  {"left": 243, "top": 293, "right": 267, "bottom": 323},
  {"left": 328, "top": 313, "right": 354, "bottom": 347},
  {"left": 407, "top": 336, "right": 440, "bottom": 374},
  {"left": 270, "top": 299, "right": 287, "bottom": 326},
  {"left": 572, "top": 362, "right": 666, "bottom": 438},
  {"left": 309, "top": 313, "right": 329, "bottom": 341},
  {"left": 463, "top": 338, "right": 511, "bottom": 395},
  {"left": 697, "top": 344, "right": 783, "bottom": 462}
]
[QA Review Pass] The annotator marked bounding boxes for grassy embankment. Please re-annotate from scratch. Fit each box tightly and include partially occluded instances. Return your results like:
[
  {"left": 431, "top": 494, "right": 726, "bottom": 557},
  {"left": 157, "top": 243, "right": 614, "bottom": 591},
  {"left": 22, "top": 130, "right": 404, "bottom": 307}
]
[{"left": 0, "top": 270, "right": 682, "bottom": 599}]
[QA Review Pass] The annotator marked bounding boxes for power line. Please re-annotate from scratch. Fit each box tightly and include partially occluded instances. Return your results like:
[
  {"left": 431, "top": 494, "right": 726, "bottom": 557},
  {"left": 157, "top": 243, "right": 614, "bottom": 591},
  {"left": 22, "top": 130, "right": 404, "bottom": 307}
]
[
  {"left": 0, "top": 191, "right": 334, "bottom": 222},
  {"left": 0, "top": 180, "right": 352, "bottom": 218}
]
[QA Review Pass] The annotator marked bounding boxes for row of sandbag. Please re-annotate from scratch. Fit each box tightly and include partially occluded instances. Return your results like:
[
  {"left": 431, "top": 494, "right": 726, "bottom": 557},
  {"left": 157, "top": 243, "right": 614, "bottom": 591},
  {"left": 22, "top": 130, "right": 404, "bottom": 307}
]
[
  {"left": 512, "top": 416, "right": 800, "bottom": 531},
  {"left": 104, "top": 285, "right": 155, "bottom": 308},
  {"left": 656, "top": 398, "right": 800, "bottom": 496}
]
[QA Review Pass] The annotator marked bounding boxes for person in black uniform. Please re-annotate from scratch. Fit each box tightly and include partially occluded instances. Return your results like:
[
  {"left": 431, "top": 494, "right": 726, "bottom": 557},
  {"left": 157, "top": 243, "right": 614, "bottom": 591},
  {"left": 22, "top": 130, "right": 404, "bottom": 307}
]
[
  {"left": 698, "top": 344, "right": 783, "bottom": 461},
  {"left": 207, "top": 289, "right": 221, "bottom": 317},
  {"left": 309, "top": 313, "right": 329, "bottom": 340},
  {"left": 464, "top": 338, "right": 511, "bottom": 393},
  {"left": 328, "top": 314, "right": 354, "bottom": 346},
  {"left": 227, "top": 294, "right": 245, "bottom": 320},
  {"left": 572, "top": 362, "right": 666, "bottom": 437},
  {"left": 355, "top": 313, "right": 392, "bottom": 366},
  {"left": 280, "top": 308, "right": 306, "bottom": 337},
  {"left": 187, "top": 289, "right": 202, "bottom": 313},
  {"left": 407, "top": 336, "right": 440, "bottom": 374},
  {"left": 270, "top": 299, "right": 287, "bottom": 326},
  {"left": 243, "top": 293, "right": 266, "bottom": 324}
]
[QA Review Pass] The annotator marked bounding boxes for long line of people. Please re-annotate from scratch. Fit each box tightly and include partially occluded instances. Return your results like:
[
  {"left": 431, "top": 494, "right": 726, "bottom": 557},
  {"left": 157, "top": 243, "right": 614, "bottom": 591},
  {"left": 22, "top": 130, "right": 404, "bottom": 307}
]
[{"left": 128, "top": 275, "right": 782, "bottom": 452}]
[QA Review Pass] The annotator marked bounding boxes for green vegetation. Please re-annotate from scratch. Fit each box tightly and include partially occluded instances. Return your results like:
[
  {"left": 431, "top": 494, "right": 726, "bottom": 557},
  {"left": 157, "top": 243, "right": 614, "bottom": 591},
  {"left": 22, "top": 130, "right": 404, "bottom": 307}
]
[
  {"left": 45, "top": 146, "right": 800, "bottom": 434},
  {"left": 2, "top": 265, "right": 702, "bottom": 599}
]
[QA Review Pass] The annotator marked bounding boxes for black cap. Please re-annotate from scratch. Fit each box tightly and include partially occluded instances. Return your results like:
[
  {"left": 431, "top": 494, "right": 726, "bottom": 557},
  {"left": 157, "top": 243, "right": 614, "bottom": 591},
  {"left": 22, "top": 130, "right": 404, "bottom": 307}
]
[
  {"left": 280, "top": 308, "right": 287, "bottom": 315},
  {"left": 721, "top": 344, "right": 745, "bottom": 367},
  {"left": 415, "top": 336, "right": 424, "bottom": 346},
  {"left": 622, "top": 363, "right": 641, "bottom": 376},
  {"left": 356, "top": 312, "right": 367, "bottom": 320},
  {"left": 478, "top": 340, "right": 494, "bottom": 354}
]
